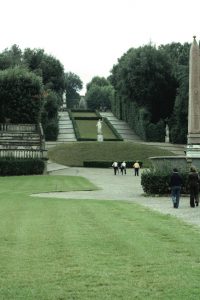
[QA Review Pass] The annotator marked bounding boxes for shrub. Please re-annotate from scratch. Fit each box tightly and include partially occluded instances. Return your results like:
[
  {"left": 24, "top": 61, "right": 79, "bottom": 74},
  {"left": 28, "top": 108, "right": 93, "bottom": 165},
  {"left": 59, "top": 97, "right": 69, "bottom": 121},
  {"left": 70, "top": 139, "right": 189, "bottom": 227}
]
[
  {"left": 83, "top": 161, "right": 143, "bottom": 168},
  {"left": 141, "top": 168, "right": 188, "bottom": 195},
  {"left": 43, "top": 118, "right": 59, "bottom": 141},
  {"left": 0, "top": 158, "right": 45, "bottom": 176},
  {"left": 0, "top": 66, "right": 43, "bottom": 123}
]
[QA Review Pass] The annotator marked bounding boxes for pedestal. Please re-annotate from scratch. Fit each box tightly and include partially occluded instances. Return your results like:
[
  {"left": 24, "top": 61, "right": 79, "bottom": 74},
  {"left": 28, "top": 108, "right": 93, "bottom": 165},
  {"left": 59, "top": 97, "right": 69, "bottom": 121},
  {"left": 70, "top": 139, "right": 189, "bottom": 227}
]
[
  {"left": 97, "top": 134, "right": 104, "bottom": 142},
  {"left": 186, "top": 144, "right": 200, "bottom": 157},
  {"left": 165, "top": 136, "right": 169, "bottom": 143}
]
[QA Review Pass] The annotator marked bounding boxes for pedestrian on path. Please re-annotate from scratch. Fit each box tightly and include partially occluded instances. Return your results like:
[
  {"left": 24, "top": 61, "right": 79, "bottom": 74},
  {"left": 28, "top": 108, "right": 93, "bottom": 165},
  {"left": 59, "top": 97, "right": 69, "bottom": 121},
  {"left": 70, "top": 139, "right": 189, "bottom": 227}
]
[
  {"left": 133, "top": 161, "right": 140, "bottom": 176},
  {"left": 112, "top": 161, "right": 119, "bottom": 175},
  {"left": 120, "top": 161, "right": 126, "bottom": 175},
  {"left": 187, "top": 166, "right": 200, "bottom": 208},
  {"left": 170, "top": 168, "right": 183, "bottom": 208}
]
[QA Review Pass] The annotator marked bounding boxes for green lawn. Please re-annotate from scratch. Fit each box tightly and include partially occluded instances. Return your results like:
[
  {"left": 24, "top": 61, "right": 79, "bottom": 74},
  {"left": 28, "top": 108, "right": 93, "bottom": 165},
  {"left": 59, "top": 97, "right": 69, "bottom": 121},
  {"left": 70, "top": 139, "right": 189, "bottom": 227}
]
[
  {"left": 0, "top": 175, "right": 200, "bottom": 299},
  {"left": 48, "top": 141, "right": 175, "bottom": 167},
  {"left": 71, "top": 112, "right": 97, "bottom": 117},
  {"left": 76, "top": 119, "right": 117, "bottom": 139}
]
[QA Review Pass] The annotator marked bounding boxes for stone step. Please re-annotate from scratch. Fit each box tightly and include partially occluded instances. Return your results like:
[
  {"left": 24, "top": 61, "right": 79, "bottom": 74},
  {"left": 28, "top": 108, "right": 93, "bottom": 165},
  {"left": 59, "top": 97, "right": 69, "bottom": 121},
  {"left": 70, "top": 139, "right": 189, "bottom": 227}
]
[
  {"left": 59, "top": 125, "right": 73, "bottom": 130},
  {"left": 100, "top": 111, "right": 142, "bottom": 142}
]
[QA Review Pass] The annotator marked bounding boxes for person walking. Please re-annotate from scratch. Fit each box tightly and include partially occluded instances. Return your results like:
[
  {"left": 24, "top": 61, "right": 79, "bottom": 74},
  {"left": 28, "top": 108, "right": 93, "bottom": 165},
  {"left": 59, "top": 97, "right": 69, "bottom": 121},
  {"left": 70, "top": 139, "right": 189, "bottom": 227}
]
[
  {"left": 170, "top": 168, "right": 183, "bottom": 208},
  {"left": 187, "top": 166, "right": 200, "bottom": 208},
  {"left": 133, "top": 161, "right": 140, "bottom": 176},
  {"left": 112, "top": 161, "right": 119, "bottom": 175},
  {"left": 120, "top": 161, "right": 126, "bottom": 175}
]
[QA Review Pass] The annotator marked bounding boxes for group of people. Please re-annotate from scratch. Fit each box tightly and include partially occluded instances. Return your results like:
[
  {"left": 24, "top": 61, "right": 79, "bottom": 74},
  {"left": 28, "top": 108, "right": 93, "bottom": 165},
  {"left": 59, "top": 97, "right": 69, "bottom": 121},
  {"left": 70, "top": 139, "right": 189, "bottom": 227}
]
[
  {"left": 112, "top": 161, "right": 140, "bottom": 176},
  {"left": 170, "top": 166, "right": 199, "bottom": 208}
]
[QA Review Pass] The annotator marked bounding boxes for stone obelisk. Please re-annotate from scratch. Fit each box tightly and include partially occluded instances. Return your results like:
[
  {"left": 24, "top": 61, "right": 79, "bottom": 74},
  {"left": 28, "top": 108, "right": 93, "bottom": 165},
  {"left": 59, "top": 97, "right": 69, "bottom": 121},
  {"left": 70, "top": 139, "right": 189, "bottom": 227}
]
[{"left": 186, "top": 36, "right": 200, "bottom": 157}]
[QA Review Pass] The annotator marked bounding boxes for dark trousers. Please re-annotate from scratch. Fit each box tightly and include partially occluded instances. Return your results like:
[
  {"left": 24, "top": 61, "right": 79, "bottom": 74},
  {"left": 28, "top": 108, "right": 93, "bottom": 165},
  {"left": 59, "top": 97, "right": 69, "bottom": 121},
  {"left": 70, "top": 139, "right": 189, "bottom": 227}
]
[
  {"left": 189, "top": 186, "right": 199, "bottom": 207},
  {"left": 114, "top": 167, "right": 118, "bottom": 175},
  {"left": 134, "top": 168, "right": 139, "bottom": 176},
  {"left": 171, "top": 186, "right": 181, "bottom": 208},
  {"left": 121, "top": 167, "right": 126, "bottom": 175}
]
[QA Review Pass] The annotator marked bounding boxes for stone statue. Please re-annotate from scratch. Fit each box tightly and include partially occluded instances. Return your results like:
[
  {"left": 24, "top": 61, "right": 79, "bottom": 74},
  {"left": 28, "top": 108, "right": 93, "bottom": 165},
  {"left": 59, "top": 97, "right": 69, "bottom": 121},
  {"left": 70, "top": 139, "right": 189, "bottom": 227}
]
[
  {"left": 96, "top": 119, "right": 103, "bottom": 135},
  {"left": 165, "top": 124, "right": 169, "bottom": 137},
  {"left": 165, "top": 124, "right": 169, "bottom": 143}
]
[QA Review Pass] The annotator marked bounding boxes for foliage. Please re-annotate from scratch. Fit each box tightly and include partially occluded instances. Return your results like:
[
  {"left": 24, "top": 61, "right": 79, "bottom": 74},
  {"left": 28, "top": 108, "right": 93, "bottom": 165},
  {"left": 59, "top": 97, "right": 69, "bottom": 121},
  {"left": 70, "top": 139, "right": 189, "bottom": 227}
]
[
  {"left": 64, "top": 72, "right": 83, "bottom": 108},
  {"left": 86, "top": 76, "right": 110, "bottom": 90},
  {"left": 0, "top": 66, "right": 43, "bottom": 123},
  {"left": 109, "top": 42, "right": 192, "bottom": 143},
  {"left": 0, "top": 44, "right": 23, "bottom": 70},
  {"left": 169, "top": 65, "right": 189, "bottom": 144},
  {"left": 41, "top": 90, "right": 59, "bottom": 140},
  {"left": 0, "top": 158, "right": 45, "bottom": 176},
  {"left": 159, "top": 42, "right": 190, "bottom": 144},
  {"left": 23, "top": 48, "right": 65, "bottom": 94},
  {"left": 110, "top": 44, "right": 177, "bottom": 123},
  {"left": 141, "top": 168, "right": 189, "bottom": 195},
  {"left": 42, "top": 118, "right": 59, "bottom": 141},
  {"left": 146, "top": 119, "right": 165, "bottom": 142},
  {"left": 85, "top": 76, "right": 114, "bottom": 110}
]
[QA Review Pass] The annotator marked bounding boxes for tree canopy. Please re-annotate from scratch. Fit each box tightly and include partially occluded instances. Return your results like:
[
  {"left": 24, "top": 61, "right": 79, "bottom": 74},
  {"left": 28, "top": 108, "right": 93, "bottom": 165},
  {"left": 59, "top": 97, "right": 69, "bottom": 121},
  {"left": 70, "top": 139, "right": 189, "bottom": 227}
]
[
  {"left": 64, "top": 72, "right": 83, "bottom": 108},
  {"left": 85, "top": 76, "right": 114, "bottom": 110}
]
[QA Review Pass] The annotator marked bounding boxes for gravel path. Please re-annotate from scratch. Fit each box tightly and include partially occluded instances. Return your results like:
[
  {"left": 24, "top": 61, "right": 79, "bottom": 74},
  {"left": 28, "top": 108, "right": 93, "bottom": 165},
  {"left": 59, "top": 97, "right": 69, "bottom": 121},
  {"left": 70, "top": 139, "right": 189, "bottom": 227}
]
[{"left": 33, "top": 163, "right": 200, "bottom": 228}]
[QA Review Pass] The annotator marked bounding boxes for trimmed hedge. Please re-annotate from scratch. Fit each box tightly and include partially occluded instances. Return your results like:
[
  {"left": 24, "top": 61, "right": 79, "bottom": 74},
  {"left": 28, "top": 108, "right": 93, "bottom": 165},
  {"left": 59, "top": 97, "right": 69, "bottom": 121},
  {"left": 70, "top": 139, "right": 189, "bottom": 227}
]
[
  {"left": 0, "top": 158, "right": 45, "bottom": 176},
  {"left": 141, "top": 168, "right": 189, "bottom": 195},
  {"left": 83, "top": 161, "right": 143, "bottom": 168}
]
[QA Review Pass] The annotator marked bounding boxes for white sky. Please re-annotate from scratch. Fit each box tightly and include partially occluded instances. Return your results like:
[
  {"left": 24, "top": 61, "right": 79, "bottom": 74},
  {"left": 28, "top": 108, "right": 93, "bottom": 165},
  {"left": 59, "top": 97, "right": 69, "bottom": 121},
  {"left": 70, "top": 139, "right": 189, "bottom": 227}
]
[{"left": 0, "top": 0, "right": 199, "bottom": 93}]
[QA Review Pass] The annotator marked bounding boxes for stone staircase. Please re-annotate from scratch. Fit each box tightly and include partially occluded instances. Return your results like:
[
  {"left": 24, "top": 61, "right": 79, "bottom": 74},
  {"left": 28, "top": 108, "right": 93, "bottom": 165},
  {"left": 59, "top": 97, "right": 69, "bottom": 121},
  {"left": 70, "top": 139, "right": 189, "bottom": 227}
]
[
  {"left": 45, "top": 111, "right": 76, "bottom": 149},
  {"left": 100, "top": 111, "right": 185, "bottom": 155},
  {"left": 100, "top": 111, "right": 142, "bottom": 142}
]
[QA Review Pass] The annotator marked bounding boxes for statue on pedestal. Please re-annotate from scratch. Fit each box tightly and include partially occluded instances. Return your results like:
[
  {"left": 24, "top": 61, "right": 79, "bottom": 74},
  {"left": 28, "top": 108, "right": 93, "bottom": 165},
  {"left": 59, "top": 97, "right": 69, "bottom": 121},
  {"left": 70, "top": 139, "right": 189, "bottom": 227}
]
[
  {"left": 96, "top": 119, "right": 104, "bottom": 141},
  {"left": 96, "top": 119, "right": 103, "bottom": 135},
  {"left": 165, "top": 124, "right": 169, "bottom": 143}
]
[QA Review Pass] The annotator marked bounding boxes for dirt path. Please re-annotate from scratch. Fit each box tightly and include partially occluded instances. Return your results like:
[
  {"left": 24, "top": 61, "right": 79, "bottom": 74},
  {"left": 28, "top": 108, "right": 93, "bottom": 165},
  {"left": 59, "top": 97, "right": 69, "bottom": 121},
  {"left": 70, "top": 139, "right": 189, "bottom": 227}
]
[{"left": 34, "top": 164, "right": 200, "bottom": 228}]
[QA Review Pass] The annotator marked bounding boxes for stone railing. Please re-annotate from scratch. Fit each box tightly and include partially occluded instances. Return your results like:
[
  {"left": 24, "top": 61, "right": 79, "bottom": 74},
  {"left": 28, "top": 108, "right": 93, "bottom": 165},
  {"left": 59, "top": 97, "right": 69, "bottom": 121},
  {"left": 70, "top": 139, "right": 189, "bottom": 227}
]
[
  {"left": 0, "top": 149, "right": 48, "bottom": 159},
  {"left": 0, "top": 123, "right": 47, "bottom": 159},
  {"left": 0, "top": 123, "right": 37, "bottom": 132}
]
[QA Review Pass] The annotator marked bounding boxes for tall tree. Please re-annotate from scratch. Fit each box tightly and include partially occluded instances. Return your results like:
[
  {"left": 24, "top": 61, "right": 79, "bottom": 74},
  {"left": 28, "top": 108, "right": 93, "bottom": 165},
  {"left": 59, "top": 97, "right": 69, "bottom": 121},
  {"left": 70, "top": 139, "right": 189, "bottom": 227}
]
[
  {"left": 23, "top": 48, "right": 65, "bottom": 94},
  {"left": 0, "top": 44, "right": 23, "bottom": 70},
  {"left": 0, "top": 66, "right": 43, "bottom": 123},
  {"left": 85, "top": 76, "right": 114, "bottom": 110},
  {"left": 64, "top": 72, "right": 83, "bottom": 108},
  {"left": 110, "top": 45, "right": 178, "bottom": 123}
]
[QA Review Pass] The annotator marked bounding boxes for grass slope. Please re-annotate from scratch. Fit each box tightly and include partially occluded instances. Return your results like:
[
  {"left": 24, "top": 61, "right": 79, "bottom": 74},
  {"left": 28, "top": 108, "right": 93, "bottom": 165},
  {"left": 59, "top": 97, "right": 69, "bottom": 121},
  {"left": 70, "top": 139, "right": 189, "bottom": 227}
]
[
  {"left": 76, "top": 120, "right": 117, "bottom": 139},
  {"left": 48, "top": 141, "right": 175, "bottom": 167},
  {"left": 0, "top": 176, "right": 200, "bottom": 299}
]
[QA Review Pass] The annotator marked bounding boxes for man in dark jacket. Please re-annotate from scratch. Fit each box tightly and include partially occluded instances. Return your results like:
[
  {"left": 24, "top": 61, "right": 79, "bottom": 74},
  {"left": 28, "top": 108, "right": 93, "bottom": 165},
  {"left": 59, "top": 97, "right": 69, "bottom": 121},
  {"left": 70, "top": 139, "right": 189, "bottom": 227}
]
[
  {"left": 170, "top": 168, "right": 183, "bottom": 208},
  {"left": 187, "top": 166, "right": 199, "bottom": 208}
]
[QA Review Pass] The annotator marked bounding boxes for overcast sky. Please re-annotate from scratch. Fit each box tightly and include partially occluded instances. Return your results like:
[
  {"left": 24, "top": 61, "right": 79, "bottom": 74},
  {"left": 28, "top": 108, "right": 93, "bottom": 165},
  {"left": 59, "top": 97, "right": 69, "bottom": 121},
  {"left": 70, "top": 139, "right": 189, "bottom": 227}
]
[{"left": 0, "top": 0, "right": 199, "bottom": 93}]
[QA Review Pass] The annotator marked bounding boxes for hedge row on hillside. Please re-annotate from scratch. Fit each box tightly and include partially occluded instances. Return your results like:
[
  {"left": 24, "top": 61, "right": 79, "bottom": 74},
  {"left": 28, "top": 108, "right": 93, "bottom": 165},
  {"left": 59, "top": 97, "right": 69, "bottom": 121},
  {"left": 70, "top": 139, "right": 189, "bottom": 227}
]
[
  {"left": 0, "top": 158, "right": 45, "bottom": 176},
  {"left": 83, "top": 161, "right": 143, "bottom": 168}
]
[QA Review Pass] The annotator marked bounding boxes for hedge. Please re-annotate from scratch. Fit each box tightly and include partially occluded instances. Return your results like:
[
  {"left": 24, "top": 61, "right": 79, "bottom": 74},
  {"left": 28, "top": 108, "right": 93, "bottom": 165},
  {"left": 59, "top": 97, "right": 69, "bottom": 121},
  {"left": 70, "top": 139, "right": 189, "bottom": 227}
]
[
  {"left": 0, "top": 158, "right": 45, "bottom": 176},
  {"left": 83, "top": 161, "right": 143, "bottom": 168},
  {"left": 141, "top": 168, "right": 189, "bottom": 195}
]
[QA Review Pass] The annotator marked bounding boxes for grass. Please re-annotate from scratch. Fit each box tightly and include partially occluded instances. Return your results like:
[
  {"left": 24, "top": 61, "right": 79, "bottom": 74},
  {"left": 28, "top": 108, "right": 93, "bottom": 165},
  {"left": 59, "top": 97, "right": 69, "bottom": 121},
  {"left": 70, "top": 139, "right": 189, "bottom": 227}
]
[
  {"left": 48, "top": 141, "right": 175, "bottom": 167},
  {"left": 71, "top": 112, "right": 97, "bottom": 117},
  {"left": 0, "top": 175, "right": 200, "bottom": 299},
  {"left": 76, "top": 119, "right": 117, "bottom": 139}
]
